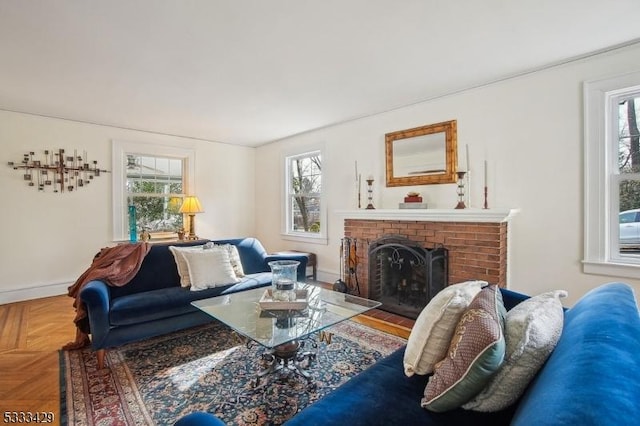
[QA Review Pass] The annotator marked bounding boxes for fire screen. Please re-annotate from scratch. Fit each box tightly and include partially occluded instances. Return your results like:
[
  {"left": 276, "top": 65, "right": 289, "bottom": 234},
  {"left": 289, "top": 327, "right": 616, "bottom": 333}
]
[{"left": 368, "top": 235, "right": 448, "bottom": 319}]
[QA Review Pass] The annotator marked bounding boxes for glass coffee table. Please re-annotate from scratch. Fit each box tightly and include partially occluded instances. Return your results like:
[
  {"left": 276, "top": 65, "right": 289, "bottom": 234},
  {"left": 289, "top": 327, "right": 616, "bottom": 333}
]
[{"left": 191, "top": 283, "right": 381, "bottom": 387}]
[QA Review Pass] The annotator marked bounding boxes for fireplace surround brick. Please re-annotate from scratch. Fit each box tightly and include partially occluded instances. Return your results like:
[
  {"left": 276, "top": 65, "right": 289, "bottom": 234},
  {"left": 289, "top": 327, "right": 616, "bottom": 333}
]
[{"left": 345, "top": 219, "right": 508, "bottom": 299}]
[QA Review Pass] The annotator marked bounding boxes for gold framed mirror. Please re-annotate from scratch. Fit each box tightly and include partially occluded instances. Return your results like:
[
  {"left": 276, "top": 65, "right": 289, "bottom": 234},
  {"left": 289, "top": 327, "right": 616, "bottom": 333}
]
[{"left": 385, "top": 120, "right": 457, "bottom": 187}]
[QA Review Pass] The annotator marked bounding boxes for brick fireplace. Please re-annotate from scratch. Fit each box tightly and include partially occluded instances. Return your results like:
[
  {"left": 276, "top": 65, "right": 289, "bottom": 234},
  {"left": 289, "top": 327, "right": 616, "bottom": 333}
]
[{"left": 339, "top": 209, "right": 517, "bottom": 302}]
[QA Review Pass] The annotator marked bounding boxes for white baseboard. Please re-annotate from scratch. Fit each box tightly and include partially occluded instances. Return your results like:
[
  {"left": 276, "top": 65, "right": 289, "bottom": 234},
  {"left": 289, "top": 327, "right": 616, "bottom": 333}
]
[{"left": 0, "top": 281, "right": 71, "bottom": 305}]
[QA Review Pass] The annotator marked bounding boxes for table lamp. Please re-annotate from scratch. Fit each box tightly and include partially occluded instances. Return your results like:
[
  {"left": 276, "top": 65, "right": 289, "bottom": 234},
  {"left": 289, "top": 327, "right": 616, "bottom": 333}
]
[{"left": 179, "top": 195, "right": 204, "bottom": 240}]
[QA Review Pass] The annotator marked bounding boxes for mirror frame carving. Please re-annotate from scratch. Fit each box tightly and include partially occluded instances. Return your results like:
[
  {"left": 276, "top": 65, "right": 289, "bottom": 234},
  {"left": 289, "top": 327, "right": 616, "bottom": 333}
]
[{"left": 385, "top": 120, "right": 458, "bottom": 187}]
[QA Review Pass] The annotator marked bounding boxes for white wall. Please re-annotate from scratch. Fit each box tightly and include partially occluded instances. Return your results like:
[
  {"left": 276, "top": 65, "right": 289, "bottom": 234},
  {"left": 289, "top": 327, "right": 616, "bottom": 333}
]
[
  {"left": 255, "top": 43, "right": 640, "bottom": 307},
  {"left": 0, "top": 111, "right": 255, "bottom": 303}
]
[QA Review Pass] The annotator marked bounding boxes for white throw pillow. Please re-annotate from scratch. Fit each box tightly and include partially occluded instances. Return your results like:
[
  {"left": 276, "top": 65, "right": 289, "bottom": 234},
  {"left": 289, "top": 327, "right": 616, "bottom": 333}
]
[
  {"left": 462, "top": 289, "right": 567, "bottom": 412},
  {"left": 182, "top": 248, "right": 241, "bottom": 291},
  {"left": 169, "top": 245, "right": 207, "bottom": 287},
  {"left": 218, "top": 244, "right": 245, "bottom": 278},
  {"left": 403, "top": 280, "right": 485, "bottom": 377}
]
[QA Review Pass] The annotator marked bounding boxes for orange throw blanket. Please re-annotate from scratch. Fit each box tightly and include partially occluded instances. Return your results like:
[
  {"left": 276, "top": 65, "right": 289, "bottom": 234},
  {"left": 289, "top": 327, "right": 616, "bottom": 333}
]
[{"left": 62, "top": 242, "right": 151, "bottom": 350}]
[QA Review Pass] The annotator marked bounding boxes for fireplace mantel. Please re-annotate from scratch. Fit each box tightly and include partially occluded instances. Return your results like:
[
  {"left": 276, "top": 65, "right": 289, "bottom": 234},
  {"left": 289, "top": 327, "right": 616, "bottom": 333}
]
[{"left": 335, "top": 208, "right": 519, "bottom": 223}]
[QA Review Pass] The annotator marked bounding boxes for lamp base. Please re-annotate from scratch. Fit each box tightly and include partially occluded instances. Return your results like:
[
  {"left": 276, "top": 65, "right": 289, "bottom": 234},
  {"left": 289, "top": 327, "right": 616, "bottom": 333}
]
[{"left": 187, "top": 214, "right": 198, "bottom": 240}]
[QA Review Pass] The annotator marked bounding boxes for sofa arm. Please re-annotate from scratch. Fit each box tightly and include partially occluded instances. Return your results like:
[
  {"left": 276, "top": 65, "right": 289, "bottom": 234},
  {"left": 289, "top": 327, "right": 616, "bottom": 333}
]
[
  {"left": 174, "top": 412, "right": 225, "bottom": 426},
  {"left": 512, "top": 282, "right": 640, "bottom": 425},
  {"left": 264, "top": 254, "right": 309, "bottom": 282},
  {"left": 79, "top": 280, "right": 112, "bottom": 350}
]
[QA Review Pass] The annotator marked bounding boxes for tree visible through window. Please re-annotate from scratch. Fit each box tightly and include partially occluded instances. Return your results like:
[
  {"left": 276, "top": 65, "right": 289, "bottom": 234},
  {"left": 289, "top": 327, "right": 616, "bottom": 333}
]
[
  {"left": 618, "top": 96, "right": 640, "bottom": 211},
  {"left": 584, "top": 72, "right": 640, "bottom": 277},
  {"left": 287, "top": 152, "right": 322, "bottom": 234},
  {"left": 617, "top": 95, "right": 640, "bottom": 255},
  {"left": 126, "top": 154, "right": 185, "bottom": 233}
]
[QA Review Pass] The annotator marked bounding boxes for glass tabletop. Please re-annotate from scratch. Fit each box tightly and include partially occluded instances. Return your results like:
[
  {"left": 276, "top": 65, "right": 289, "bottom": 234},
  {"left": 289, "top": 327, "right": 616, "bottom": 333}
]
[{"left": 191, "top": 283, "right": 381, "bottom": 349}]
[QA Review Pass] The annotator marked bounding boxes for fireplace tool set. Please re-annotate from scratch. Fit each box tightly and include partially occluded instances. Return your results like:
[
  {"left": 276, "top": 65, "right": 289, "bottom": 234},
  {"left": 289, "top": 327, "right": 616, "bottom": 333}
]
[{"left": 334, "top": 237, "right": 361, "bottom": 295}]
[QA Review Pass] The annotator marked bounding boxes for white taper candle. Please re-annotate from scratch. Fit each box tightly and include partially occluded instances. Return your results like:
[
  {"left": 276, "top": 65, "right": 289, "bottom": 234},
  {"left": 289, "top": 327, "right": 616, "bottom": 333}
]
[
  {"left": 466, "top": 144, "right": 470, "bottom": 172},
  {"left": 484, "top": 160, "right": 488, "bottom": 187}
]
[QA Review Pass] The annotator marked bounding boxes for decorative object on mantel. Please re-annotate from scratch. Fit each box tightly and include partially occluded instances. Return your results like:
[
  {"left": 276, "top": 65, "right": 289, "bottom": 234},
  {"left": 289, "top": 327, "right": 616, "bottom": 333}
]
[
  {"left": 464, "top": 144, "right": 471, "bottom": 208},
  {"left": 483, "top": 159, "right": 489, "bottom": 209},
  {"left": 366, "top": 177, "right": 375, "bottom": 209},
  {"left": 7, "top": 148, "right": 109, "bottom": 192},
  {"left": 355, "top": 161, "right": 362, "bottom": 209},
  {"left": 179, "top": 195, "right": 204, "bottom": 240},
  {"left": 454, "top": 171, "right": 467, "bottom": 209},
  {"left": 399, "top": 191, "right": 428, "bottom": 209}
]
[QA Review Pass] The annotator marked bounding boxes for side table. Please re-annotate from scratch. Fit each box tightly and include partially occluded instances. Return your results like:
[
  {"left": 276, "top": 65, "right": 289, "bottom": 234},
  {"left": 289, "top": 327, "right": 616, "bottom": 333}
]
[{"left": 273, "top": 250, "right": 317, "bottom": 281}]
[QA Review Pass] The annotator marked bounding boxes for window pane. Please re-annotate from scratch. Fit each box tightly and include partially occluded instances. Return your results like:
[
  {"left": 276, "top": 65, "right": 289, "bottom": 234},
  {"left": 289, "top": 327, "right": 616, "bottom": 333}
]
[
  {"left": 125, "top": 153, "right": 186, "bottom": 234},
  {"left": 619, "top": 179, "right": 640, "bottom": 255},
  {"left": 290, "top": 195, "right": 321, "bottom": 233},
  {"left": 288, "top": 152, "right": 322, "bottom": 234},
  {"left": 130, "top": 195, "right": 184, "bottom": 232},
  {"left": 618, "top": 96, "right": 640, "bottom": 174}
]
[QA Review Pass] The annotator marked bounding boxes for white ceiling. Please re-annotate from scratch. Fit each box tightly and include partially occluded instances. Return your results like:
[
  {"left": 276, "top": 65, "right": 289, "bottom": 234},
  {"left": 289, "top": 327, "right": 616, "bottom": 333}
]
[{"left": 1, "top": 1, "right": 640, "bottom": 147}]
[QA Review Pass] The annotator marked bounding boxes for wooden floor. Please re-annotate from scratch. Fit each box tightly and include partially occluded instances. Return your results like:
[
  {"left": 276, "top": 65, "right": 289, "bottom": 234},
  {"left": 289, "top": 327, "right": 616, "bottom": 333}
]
[
  {"left": 0, "top": 295, "right": 76, "bottom": 423},
  {"left": 0, "top": 293, "right": 412, "bottom": 422}
]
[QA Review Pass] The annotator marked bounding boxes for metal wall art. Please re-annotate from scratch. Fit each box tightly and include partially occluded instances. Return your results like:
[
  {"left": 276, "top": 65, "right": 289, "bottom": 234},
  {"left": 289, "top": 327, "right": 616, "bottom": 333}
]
[{"left": 7, "top": 148, "right": 109, "bottom": 192}]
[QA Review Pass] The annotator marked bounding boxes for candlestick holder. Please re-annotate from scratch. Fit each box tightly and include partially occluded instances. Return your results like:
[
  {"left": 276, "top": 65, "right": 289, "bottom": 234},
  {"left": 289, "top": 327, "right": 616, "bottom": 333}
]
[
  {"left": 483, "top": 186, "right": 489, "bottom": 209},
  {"left": 366, "top": 178, "right": 375, "bottom": 209},
  {"left": 465, "top": 171, "right": 471, "bottom": 208},
  {"left": 454, "top": 171, "right": 467, "bottom": 209}
]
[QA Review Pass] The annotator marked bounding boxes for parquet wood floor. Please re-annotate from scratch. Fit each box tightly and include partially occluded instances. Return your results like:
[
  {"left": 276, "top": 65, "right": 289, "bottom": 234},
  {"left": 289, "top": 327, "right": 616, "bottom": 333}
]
[
  {"left": 0, "top": 291, "right": 410, "bottom": 424},
  {"left": 0, "top": 295, "right": 75, "bottom": 423}
]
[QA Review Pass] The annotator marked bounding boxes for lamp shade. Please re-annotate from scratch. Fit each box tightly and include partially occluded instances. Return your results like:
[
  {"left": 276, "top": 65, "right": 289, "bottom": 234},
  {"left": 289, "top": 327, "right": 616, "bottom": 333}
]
[{"left": 179, "top": 196, "right": 204, "bottom": 214}]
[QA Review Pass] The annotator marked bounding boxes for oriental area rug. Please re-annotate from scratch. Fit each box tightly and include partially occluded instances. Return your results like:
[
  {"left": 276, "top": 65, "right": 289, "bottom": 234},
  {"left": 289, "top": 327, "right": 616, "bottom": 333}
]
[{"left": 60, "top": 320, "right": 406, "bottom": 426}]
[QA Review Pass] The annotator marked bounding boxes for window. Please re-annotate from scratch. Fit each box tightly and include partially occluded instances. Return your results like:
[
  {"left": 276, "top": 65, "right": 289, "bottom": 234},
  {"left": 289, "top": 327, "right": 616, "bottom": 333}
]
[
  {"left": 284, "top": 150, "right": 327, "bottom": 244},
  {"left": 112, "top": 140, "right": 195, "bottom": 241},
  {"left": 126, "top": 154, "right": 184, "bottom": 232},
  {"left": 584, "top": 71, "right": 640, "bottom": 278}
]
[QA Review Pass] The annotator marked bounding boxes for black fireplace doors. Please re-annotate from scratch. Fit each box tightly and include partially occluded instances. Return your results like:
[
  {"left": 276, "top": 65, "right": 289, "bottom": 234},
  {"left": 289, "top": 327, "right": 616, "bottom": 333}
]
[{"left": 368, "top": 235, "right": 448, "bottom": 319}]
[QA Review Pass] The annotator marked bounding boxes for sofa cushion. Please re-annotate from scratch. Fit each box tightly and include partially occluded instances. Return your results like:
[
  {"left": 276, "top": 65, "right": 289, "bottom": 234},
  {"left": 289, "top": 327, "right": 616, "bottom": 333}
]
[
  {"left": 284, "top": 347, "right": 517, "bottom": 426},
  {"left": 182, "top": 248, "right": 240, "bottom": 291},
  {"left": 212, "top": 238, "right": 269, "bottom": 274},
  {"left": 218, "top": 244, "right": 245, "bottom": 278},
  {"left": 463, "top": 290, "right": 566, "bottom": 412},
  {"left": 109, "top": 273, "right": 272, "bottom": 326},
  {"left": 511, "top": 283, "right": 640, "bottom": 425},
  {"left": 169, "top": 244, "right": 208, "bottom": 287},
  {"left": 109, "top": 241, "right": 209, "bottom": 298},
  {"left": 404, "top": 280, "right": 485, "bottom": 377},
  {"left": 422, "top": 285, "right": 506, "bottom": 412}
]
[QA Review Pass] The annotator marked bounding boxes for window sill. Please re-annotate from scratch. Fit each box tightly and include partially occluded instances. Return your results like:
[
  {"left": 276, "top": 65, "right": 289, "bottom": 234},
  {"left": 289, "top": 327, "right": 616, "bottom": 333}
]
[
  {"left": 583, "top": 259, "right": 640, "bottom": 280},
  {"left": 281, "top": 233, "right": 328, "bottom": 245}
]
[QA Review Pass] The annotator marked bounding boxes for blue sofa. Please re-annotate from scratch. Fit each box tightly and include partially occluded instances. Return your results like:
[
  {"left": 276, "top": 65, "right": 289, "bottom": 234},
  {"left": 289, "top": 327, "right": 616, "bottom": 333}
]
[
  {"left": 79, "top": 237, "right": 308, "bottom": 369},
  {"left": 175, "top": 282, "right": 640, "bottom": 425}
]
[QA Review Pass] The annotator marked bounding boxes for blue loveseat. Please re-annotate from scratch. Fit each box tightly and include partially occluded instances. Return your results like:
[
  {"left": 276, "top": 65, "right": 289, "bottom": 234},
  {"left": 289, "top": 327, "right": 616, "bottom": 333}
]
[
  {"left": 79, "top": 237, "right": 307, "bottom": 369},
  {"left": 176, "top": 282, "right": 640, "bottom": 426}
]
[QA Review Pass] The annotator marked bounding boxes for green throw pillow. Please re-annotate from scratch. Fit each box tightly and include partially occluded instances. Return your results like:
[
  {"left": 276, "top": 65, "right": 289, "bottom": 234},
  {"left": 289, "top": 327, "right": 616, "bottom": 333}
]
[
  {"left": 462, "top": 290, "right": 566, "bottom": 412},
  {"left": 422, "top": 284, "right": 506, "bottom": 412}
]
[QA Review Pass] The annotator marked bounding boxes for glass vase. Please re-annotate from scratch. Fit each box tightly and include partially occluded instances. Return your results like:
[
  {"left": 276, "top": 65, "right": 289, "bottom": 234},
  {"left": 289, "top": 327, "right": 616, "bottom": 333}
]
[
  {"left": 128, "top": 205, "right": 138, "bottom": 243},
  {"left": 268, "top": 260, "right": 300, "bottom": 301}
]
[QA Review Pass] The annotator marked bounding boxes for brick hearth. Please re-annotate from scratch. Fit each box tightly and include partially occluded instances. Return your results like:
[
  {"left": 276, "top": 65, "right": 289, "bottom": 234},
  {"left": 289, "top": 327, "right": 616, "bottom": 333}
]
[{"left": 344, "top": 218, "right": 508, "bottom": 299}]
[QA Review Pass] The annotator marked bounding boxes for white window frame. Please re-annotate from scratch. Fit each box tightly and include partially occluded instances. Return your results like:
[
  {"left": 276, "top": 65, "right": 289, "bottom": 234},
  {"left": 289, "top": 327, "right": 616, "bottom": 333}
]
[
  {"left": 282, "top": 147, "right": 328, "bottom": 245},
  {"left": 583, "top": 70, "right": 640, "bottom": 278},
  {"left": 112, "top": 140, "right": 195, "bottom": 241}
]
